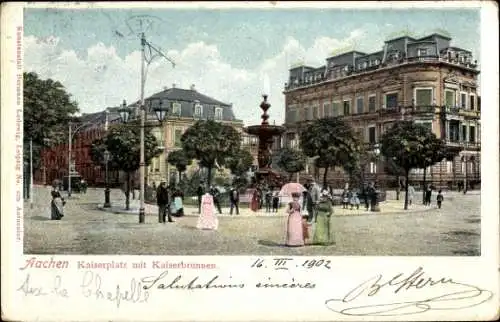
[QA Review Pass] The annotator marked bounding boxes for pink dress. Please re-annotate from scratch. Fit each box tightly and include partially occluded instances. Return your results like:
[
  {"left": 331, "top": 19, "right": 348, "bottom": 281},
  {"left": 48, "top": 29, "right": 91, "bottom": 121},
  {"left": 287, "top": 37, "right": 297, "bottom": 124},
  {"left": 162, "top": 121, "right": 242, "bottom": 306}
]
[
  {"left": 286, "top": 201, "right": 304, "bottom": 246},
  {"left": 197, "top": 194, "right": 218, "bottom": 230}
]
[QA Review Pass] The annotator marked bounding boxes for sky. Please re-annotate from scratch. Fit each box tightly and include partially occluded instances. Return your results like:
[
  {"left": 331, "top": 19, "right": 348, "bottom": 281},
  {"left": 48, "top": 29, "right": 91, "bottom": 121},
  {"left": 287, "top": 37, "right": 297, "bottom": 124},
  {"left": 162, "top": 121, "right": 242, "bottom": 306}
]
[{"left": 23, "top": 4, "right": 481, "bottom": 125}]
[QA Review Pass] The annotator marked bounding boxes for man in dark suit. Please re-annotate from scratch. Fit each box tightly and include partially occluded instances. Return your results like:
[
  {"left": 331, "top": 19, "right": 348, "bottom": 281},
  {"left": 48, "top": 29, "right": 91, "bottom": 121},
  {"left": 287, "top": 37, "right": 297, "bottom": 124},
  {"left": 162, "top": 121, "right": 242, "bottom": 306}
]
[
  {"left": 156, "top": 181, "right": 173, "bottom": 223},
  {"left": 197, "top": 181, "right": 205, "bottom": 214},
  {"left": 229, "top": 186, "right": 240, "bottom": 215},
  {"left": 210, "top": 185, "right": 222, "bottom": 214}
]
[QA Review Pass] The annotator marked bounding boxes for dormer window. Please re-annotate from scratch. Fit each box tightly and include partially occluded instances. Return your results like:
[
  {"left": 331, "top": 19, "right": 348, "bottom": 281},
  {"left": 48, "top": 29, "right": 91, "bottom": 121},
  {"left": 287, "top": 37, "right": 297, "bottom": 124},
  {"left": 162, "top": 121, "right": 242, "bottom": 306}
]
[
  {"left": 374, "top": 59, "right": 380, "bottom": 65},
  {"left": 344, "top": 65, "right": 349, "bottom": 72},
  {"left": 417, "top": 48, "right": 428, "bottom": 57},
  {"left": 362, "top": 61, "right": 368, "bottom": 69},
  {"left": 171, "top": 102, "right": 181, "bottom": 115}
]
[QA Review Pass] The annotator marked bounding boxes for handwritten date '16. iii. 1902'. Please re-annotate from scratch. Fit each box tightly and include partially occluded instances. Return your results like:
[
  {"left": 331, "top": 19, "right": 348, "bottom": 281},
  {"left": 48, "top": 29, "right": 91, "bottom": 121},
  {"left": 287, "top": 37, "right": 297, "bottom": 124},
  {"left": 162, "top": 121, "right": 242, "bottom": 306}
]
[{"left": 251, "top": 258, "right": 332, "bottom": 271}]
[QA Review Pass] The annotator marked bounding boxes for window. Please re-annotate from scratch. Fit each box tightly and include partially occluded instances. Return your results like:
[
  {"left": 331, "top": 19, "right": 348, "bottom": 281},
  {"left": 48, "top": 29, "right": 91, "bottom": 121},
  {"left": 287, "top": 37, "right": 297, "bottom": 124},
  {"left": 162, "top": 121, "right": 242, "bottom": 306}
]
[
  {"left": 323, "top": 102, "right": 330, "bottom": 118},
  {"left": 445, "top": 90, "right": 456, "bottom": 108},
  {"left": 313, "top": 105, "right": 319, "bottom": 119},
  {"left": 172, "top": 102, "right": 181, "bottom": 115},
  {"left": 174, "top": 128, "right": 183, "bottom": 147},
  {"left": 368, "top": 95, "right": 376, "bottom": 112},
  {"left": 368, "top": 126, "right": 376, "bottom": 144},
  {"left": 363, "top": 61, "right": 368, "bottom": 69},
  {"left": 446, "top": 161, "right": 453, "bottom": 173},
  {"left": 194, "top": 103, "right": 203, "bottom": 117},
  {"left": 385, "top": 93, "right": 398, "bottom": 109},
  {"left": 415, "top": 88, "right": 433, "bottom": 105},
  {"left": 356, "top": 97, "right": 364, "bottom": 114},
  {"left": 460, "top": 93, "right": 467, "bottom": 109},
  {"left": 417, "top": 48, "right": 428, "bottom": 57},
  {"left": 214, "top": 107, "right": 223, "bottom": 120},
  {"left": 343, "top": 100, "right": 351, "bottom": 115},
  {"left": 462, "top": 125, "right": 467, "bottom": 142},
  {"left": 374, "top": 59, "right": 380, "bottom": 65},
  {"left": 369, "top": 162, "right": 377, "bottom": 174},
  {"left": 470, "top": 95, "right": 475, "bottom": 110},
  {"left": 469, "top": 126, "right": 475, "bottom": 142},
  {"left": 332, "top": 101, "right": 341, "bottom": 116}
]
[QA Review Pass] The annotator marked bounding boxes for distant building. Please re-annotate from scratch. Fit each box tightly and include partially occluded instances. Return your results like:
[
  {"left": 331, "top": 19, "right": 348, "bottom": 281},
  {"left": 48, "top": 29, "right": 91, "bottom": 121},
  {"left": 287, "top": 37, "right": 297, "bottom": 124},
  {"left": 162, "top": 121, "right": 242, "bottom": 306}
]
[{"left": 283, "top": 33, "right": 480, "bottom": 189}]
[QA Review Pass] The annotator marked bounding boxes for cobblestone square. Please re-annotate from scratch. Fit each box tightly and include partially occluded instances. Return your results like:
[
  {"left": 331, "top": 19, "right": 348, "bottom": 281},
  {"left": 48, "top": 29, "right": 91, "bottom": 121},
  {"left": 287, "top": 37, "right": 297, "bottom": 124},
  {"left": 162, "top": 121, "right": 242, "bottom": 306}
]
[{"left": 23, "top": 186, "right": 481, "bottom": 256}]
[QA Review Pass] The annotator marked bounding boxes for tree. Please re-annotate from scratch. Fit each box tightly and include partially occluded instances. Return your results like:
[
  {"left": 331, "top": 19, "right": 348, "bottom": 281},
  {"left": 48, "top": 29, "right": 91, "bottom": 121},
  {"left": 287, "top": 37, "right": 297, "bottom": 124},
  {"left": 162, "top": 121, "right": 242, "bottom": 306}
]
[
  {"left": 23, "top": 72, "right": 79, "bottom": 191},
  {"left": 384, "top": 157, "right": 406, "bottom": 200},
  {"left": 225, "top": 148, "right": 254, "bottom": 188},
  {"left": 181, "top": 120, "right": 241, "bottom": 186},
  {"left": 419, "top": 135, "right": 447, "bottom": 203},
  {"left": 380, "top": 121, "right": 437, "bottom": 210},
  {"left": 277, "top": 147, "right": 306, "bottom": 182},
  {"left": 91, "top": 122, "right": 162, "bottom": 209},
  {"left": 167, "top": 149, "right": 192, "bottom": 183},
  {"left": 299, "top": 117, "right": 360, "bottom": 188}
]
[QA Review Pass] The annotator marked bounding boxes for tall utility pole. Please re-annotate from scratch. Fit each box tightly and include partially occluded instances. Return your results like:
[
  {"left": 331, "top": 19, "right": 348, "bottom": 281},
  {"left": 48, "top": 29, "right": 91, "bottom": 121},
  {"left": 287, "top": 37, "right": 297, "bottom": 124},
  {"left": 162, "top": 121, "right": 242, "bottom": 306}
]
[
  {"left": 68, "top": 123, "right": 72, "bottom": 197},
  {"left": 138, "top": 32, "right": 146, "bottom": 223}
]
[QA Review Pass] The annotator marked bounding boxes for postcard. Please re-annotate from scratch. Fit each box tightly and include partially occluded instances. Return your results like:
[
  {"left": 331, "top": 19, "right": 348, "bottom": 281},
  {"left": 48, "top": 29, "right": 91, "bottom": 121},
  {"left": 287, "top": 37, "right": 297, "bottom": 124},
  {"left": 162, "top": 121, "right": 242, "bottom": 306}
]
[{"left": 1, "top": 1, "right": 499, "bottom": 321}]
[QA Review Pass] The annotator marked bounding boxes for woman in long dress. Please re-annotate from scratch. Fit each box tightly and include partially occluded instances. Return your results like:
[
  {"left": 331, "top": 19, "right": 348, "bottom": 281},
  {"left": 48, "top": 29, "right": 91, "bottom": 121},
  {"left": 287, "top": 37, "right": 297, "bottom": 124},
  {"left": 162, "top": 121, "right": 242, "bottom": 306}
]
[
  {"left": 51, "top": 186, "right": 65, "bottom": 220},
  {"left": 172, "top": 188, "right": 184, "bottom": 217},
  {"left": 286, "top": 192, "right": 304, "bottom": 247},
  {"left": 250, "top": 189, "right": 259, "bottom": 212},
  {"left": 312, "top": 190, "right": 334, "bottom": 245},
  {"left": 197, "top": 193, "right": 218, "bottom": 230}
]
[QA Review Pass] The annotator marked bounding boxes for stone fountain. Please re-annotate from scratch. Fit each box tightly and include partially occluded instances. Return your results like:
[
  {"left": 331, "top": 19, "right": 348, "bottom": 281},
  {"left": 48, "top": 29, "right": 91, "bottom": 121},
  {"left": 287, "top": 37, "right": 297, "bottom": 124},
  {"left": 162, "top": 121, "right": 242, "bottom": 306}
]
[{"left": 244, "top": 95, "right": 286, "bottom": 187}]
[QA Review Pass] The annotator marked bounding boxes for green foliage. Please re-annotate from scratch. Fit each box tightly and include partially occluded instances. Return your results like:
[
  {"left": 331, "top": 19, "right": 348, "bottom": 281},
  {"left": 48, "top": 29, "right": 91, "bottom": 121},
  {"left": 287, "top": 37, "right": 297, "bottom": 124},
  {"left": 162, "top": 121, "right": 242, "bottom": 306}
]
[
  {"left": 23, "top": 72, "right": 79, "bottom": 169},
  {"left": 299, "top": 117, "right": 360, "bottom": 186},
  {"left": 167, "top": 149, "right": 192, "bottom": 177},
  {"left": 226, "top": 148, "right": 254, "bottom": 177},
  {"left": 181, "top": 120, "right": 241, "bottom": 185},
  {"left": 277, "top": 147, "right": 306, "bottom": 176},
  {"left": 91, "top": 122, "right": 162, "bottom": 173},
  {"left": 380, "top": 121, "right": 446, "bottom": 209}
]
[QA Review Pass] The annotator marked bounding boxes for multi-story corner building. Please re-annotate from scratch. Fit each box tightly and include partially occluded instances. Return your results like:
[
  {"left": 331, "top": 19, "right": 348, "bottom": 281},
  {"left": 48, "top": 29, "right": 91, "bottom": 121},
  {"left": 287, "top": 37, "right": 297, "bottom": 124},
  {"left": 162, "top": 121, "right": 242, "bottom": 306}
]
[
  {"left": 283, "top": 33, "right": 481, "bottom": 189},
  {"left": 35, "top": 108, "right": 123, "bottom": 187},
  {"left": 128, "top": 84, "right": 257, "bottom": 185}
]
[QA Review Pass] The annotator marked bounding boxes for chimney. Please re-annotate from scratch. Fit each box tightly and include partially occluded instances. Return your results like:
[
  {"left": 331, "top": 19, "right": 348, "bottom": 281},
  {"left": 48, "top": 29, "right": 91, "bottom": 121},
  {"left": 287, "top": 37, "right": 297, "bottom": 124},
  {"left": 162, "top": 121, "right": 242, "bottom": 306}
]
[
  {"left": 163, "top": 86, "right": 168, "bottom": 91},
  {"left": 190, "top": 84, "right": 196, "bottom": 91},
  {"left": 172, "top": 83, "right": 176, "bottom": 88}
]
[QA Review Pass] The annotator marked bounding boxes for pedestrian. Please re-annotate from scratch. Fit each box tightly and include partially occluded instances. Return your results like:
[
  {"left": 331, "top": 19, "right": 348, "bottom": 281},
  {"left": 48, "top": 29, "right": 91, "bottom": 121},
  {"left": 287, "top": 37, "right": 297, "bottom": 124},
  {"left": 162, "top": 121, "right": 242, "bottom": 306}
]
[
  {"left": 229, "top": 185, "right": 240, "bottom": 215},
  {"left": 264, "top": 188, "right": 272, "bottom": 213},
  {"left": 196, "top": 192, "right": 218, "bottom": 230},
  {"left": 172, "top": 187, "right": 184, "bottom": 217},
  {"left": 425, "top": 184, "right": 433, "bottom": 206},
  {"left": 210, "top": 185, "right": 222, "bottom": 214},
  {"left": 361, "top": 183, "right": 370, "bottom": 211},
  {"left": 312, "top": 189, "right": 334, "bottom": 245},
  {"left": 257, "top": 186, "right": 263, "bottom": 210},
  {"left": 436, "top": 190, "right": 444, "bottom": 209},
  {"left": 156, "top": 181, "right": 173, "bottom": 223},
  {"left": 408, "top": 184, "right": 415, "bottom": 206},
  {"left": 197, "top": 181, "right": 205, "bottom": 214},
  {"left": 50, "top": 184, "right": 65, "bottom": 220},
  {"left": 350, "top": 189, "right": 360, "bottom": 210},
  {"left": 250, "top": 188, "right": 259, "bottom": 212},
  {"left": 80, "top": 179, "right": 88, "bottom": 194},
  {"left": 272, "top": 191, "right": 280, "bottom": 212},
  {"left": 342, "top": 189, "right": 349, "bottom": 209},
  {"left": 285, "top": 192, "right": 305, "bottom": 247},
  {"left": 306, "top": 177, "right": 321, "bottom": 223}
]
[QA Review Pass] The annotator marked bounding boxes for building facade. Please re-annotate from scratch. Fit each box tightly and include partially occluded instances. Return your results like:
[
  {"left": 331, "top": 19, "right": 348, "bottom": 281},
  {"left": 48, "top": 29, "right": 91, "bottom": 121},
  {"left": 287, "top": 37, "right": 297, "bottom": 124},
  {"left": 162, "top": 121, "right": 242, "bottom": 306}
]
[{"left": 283, "top": 33, "right": 481, "bottom": 189}]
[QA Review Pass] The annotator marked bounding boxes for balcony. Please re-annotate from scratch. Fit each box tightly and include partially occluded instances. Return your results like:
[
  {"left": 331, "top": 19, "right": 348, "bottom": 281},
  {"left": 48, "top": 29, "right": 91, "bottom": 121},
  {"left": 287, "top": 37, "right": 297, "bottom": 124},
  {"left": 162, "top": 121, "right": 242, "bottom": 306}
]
[{"left": 445, "top": 139, "right": 481, "bottom": 150}]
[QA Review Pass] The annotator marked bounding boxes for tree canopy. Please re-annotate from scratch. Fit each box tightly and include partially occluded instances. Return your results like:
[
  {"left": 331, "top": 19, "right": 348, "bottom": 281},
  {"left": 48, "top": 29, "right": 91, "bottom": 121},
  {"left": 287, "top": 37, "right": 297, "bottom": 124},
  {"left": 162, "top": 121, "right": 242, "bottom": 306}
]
[
  {"left": 226, "top": 148, "right": 254, "bottom": 177},
  {"left": 277, "top": 147, "right": 306, "bottom": 182},
  {"left": 299, "top": 117, "right": 360, "bottom": 187},
  {"left": 380, "top": 121, "right": 445, "bottom": 209},
  {"left": 23, "top": 72, "right": 79, "bottom": 169},
  {"left": 167, "top": 149, "right": 192, "bottom": 180},
  {"left": 181, "top": 120, "right": 241, "bottom": 185}
]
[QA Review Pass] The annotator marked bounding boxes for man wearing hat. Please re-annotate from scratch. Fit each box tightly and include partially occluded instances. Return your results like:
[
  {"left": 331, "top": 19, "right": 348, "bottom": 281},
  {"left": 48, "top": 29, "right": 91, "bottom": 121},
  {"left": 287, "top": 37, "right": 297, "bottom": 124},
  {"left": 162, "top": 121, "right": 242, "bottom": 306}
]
[
  {"left": 307, "top": 176, "right": 321, "bottom": 223},
  {"left": 156, "top": 181, "right": 173, "bottom": 223}
]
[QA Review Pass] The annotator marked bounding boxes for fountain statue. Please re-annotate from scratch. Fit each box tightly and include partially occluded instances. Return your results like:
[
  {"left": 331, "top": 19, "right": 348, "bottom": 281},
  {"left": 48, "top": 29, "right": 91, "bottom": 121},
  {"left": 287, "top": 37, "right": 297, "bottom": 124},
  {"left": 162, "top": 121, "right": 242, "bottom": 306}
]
[{"left": 244, "top": 95, "right": 286, "bottom": 187}]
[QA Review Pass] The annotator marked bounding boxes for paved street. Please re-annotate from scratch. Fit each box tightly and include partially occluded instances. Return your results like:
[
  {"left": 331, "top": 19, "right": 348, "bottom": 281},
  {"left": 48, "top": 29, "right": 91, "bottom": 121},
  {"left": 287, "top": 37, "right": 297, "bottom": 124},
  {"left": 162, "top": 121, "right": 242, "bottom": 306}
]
[{"left": 23, "top": 186, "right": 481, "bottom": 256}]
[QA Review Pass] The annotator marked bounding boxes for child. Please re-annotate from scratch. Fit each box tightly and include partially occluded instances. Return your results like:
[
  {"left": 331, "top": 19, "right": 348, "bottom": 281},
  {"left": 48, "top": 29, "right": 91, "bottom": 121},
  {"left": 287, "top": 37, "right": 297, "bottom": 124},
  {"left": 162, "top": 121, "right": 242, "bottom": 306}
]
[{"left": 436, "top": 190, "right": 444, "bottom": 209}]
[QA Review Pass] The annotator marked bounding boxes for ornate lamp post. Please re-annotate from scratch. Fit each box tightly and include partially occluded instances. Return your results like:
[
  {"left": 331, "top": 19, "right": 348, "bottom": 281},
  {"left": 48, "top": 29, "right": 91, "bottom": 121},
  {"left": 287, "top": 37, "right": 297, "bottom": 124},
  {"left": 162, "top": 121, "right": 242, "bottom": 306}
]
[
  {"left": 103, "top": 150, "right": 111, "bottom": 208},
  {"left": 371, "top": 144, "right": 381, "bottom": 212},
  {"left": 118, "top": 98, "right": 169, "bottom": 223}
]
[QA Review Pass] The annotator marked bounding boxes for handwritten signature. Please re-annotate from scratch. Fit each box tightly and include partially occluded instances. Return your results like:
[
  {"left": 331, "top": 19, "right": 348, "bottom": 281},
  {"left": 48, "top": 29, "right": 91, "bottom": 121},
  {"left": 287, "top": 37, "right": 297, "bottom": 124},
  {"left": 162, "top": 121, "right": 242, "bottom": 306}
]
[
  {"left": 17, "top": 273, "right": 69, "bottom": 298},
  {"left": 324, "top": 267, "right": 493, "bottom": 316}
]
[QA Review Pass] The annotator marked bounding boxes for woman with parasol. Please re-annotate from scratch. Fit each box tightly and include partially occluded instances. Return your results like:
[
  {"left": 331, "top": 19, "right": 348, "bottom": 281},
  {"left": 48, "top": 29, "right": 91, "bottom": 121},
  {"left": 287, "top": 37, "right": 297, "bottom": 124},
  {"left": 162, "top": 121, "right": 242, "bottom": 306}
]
[
  {"left": 50, "top": 180, "right": 65, "bottom": 220},
  {"left": 280, "top": 182, "right": 308, "bottom": 246}
]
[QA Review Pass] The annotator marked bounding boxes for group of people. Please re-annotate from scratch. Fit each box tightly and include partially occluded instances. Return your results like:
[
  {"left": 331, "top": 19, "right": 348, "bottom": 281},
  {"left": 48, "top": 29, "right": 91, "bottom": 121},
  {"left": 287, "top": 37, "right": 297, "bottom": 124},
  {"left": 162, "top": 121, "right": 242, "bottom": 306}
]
[
  {"left": 250, "top": 187, "right": 281, "bottom": 213},
  {"left": 155, "top": 181, "right": 185, "bottom": 223},
  {"left": 286, "top": 177, "right": 332, "bottom": 247}
]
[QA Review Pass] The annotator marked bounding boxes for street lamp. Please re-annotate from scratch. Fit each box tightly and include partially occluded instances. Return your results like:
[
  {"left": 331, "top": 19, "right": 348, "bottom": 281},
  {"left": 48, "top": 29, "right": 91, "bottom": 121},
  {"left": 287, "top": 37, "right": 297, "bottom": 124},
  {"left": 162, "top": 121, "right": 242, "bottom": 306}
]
[
  {"left": 118, "top": 98, "right": 169, "bottom": 223},
  {"left": 372, "top": 143, "right": 381, "bottom": 212},
  {"left": 373, "top": 144, "right": 381, "bottom": 185},
  {"left": 103, "top": 150, "right": 111, "bottom": 208}
]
